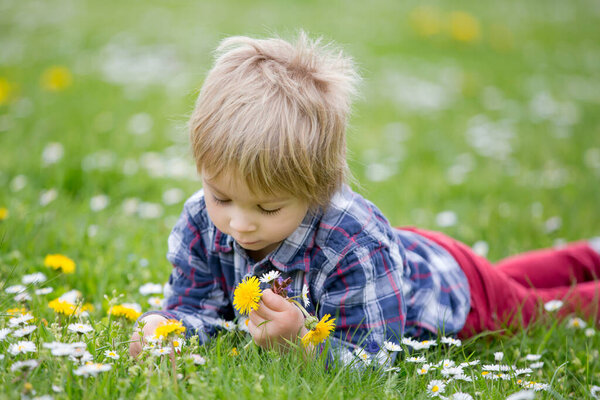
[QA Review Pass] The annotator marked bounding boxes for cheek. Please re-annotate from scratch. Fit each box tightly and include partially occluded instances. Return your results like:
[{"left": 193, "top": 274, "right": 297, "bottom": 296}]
[{"left": 205, "top": 202, "right": 227, "bottom": 230}]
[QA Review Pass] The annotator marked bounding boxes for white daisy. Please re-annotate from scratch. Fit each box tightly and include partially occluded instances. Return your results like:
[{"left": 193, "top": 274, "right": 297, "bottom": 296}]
[
  {"left": 406, "top": 356, "right": 426, "bottom": 363},
  {"left": 440, "top": 336, "right": 461, "bottom": 347},
  {"left": 68, "top": 323, "right": 94, "bottom": 334},
  {"left": 585, "top": 328, "right": 596, "bottom": 337},
  {"left": 529, "top": 361, "right": 544, "bottom": 369},
  {"left": 0, "top": 328, "right": 12, "bottom": 341},
  {"left": 513, "top": 368, "right": 533, "bottom": 376},
  {"left": 506, "top": 390, "right": 535, "bottom": 400},
  {"left": 8, "top": 340, "right": 37, "bottom": 355},
  {"left": 259, "top": 270, "right": 281, "bottom": 283},
  {"left": 10, "top": 359, "right": 39, "bottom": 372},
  {"left": 8, "top": 313, "right": 34, "bottom": 326},
  {"left": 453, "top": 374, "right": 473, "bottom": 382},
  {"left": 139, "top": 282, "right": 163, "bottom": 296},
  {"left": 22, "top": 272, "right": 47, "bottom": 285},
  {"left": 104, "top": 350, "right": 120, "bottom": 360},
  {"left": 12, "top": 325, "right": 37, "bottom": 338},
  {"left": 440, "top": 366, "right": 464, "bottom": 377},
  {"left": 190, "top": 354, "right": 207, "bottom": 365},
  {"left": 567, "top": 317, "right": 587, "bottom": 329},
  {"left": 59, "top": 289, "right": 82, "bottom": 303},
  {"left": 5, "top": 284, "right": 27, "bottom": 294},
  {"left": 543, "top": 299, "right": 563, "bottom": 312},
  {"left": 383, "top": 341, "right": 402, "bottom": 352},
  {"left": 218, "top": 319, "right": 236, "bottom": 331},
  {"left": 237, "top": 318, "right": 250, "bottom": 333},
  {"left": 416, "top": 364, "right": 431, "bottom": 375},
  {"left": 152, "top": 347, "right": 172, "bottom": 356},
  {"left": 438, "top": 359, "right": 455, "bottom": 369},
  {"left": 494, "top": 351, "right": 504, "bottom": 361},
  {"left": 353, "top": 348, "right": 371, "bottom": 364},
  {"left": 35, "top": 287, "right": 54, "bottom": 295},
  {"left": 450, "top": 393, "right": 474, "bottom": 400},
  {"left": 524, "top": 354, "right": 542, "bottom": 361},
  {"left": 302, "top": 284, "right": 310, "bottom": 308},
  {"left": 590, "top": 385, "right": 600, "bottom": 399},
  {"left": 410, "top": 339, "right": 437, "bottom": 350},
  {"left": 14, "top": 292, "right": 32, "bottom": 302},
  {"left": 458, "top": 359, "right": 480, "bottom": 367},
  {"left": 74, "top": 362, "right": 112, "bottom": 377},
  {"left": 148, "top": 297, "right": 163, "bottom": 308},
  {"left": 172, "top": 337, "right": 184, "bottom": 352},
  {"left": 43, "top": 342, "right": 75, "bottom": 357},
  {"left": 427, "top": 379, "right": 446, "bottom": 397}
]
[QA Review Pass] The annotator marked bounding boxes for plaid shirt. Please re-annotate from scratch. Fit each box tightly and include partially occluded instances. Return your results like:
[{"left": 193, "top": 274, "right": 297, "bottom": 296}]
[{"left": 141, "top": 185, "right": 470, "bottom": 359}]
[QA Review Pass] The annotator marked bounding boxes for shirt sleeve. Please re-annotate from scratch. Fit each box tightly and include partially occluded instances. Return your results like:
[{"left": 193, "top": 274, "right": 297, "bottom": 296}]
[
  {"left": 316, "top": 243, "right": 407, "bottom": 367},
  {"left": 137, "top": 203, "right": 230, "bottom": 344}
]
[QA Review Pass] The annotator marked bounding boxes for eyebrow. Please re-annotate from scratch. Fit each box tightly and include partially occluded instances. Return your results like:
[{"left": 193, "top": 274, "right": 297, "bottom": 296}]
[{"left": 203, "top": 181, "right": 288, "bottom": 203}]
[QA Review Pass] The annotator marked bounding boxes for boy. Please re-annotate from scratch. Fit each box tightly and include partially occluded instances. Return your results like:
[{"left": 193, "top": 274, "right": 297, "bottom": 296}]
[{"left": 129, "top": 33, "right": 600, "bottom": 360}]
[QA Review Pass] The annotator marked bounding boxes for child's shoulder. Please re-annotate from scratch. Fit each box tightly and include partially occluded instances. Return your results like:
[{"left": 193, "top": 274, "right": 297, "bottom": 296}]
[
  {"left": 180, "top": 188, "right": 210, "bottom": 225},
  {"left": 316, "top": 185, "right": 395, "bottom": 250}
]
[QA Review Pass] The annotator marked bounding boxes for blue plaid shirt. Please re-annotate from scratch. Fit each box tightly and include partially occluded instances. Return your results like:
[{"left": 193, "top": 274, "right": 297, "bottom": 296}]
[{"left": 141, "top": 185, "right": 470, "bottom": 359}]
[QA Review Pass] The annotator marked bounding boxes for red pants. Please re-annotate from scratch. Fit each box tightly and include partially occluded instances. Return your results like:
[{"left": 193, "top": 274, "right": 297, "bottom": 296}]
[{"left": 402, "top": 228, "right": 600, "bottom": 338}]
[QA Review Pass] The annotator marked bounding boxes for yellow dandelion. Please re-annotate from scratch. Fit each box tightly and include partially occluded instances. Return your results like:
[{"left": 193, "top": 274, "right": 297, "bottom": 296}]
[
  {"left": 108, "top": 304, "right": 141, "bottom": 321},
  {"left": 41, "top": 66, "right": 72, "bottom": 91},
  {"left": 48, "top": 298, "right": 76, "bottom": 316},
  {"left": 44, "top": 254, "right": 76, "bottom": 274},
  {"left": 155, "top": 319, "right": 186, "bottom": 340},
  {"left": 233, "top": 276, "right": 262, "bottom": 315},
  {"left": 79, "top": 303, "right": 95, "bottom": 313},
  {"left": 301, "top": 314, "right": 336, "bottom": 346},
  {"left": 230, "top": 347, "right": 239, "bottom": 356},
  {"left": 0, "top": 207, "right": 8, "bottom": 221},
  {"left": 7, "top": 307, "right": 29, "bottom": 316},
  {"left": 0, "top": 78, "right": 13, "bottom": 105},
  {"left": 449, "top": 11, "right": 481, "bottom": 43},
  {"left": 409, "top": 6, "right": 442, "bottom": 37}
]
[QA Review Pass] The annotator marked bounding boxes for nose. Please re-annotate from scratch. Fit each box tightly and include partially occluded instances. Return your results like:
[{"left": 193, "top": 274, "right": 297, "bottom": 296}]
[{"left": 229, "top": 208, "right": 257, "bottom": 233}]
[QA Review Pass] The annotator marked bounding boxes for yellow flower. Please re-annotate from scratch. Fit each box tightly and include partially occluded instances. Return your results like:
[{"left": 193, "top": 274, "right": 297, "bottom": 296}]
[
  {"left": 409, "top": 6, "right": 442, "bottom": 37},
  {"left": 44, "top": 254, "right": 76, "bottom": 274},
  {"left": 0, "top": 207, "right": 8, "bottom": 221},
  {"left": 233, "top": 276, "right": 262, "bottom": 315},
  {"left": 41, "top": 66, "right": 72, "bottom": 91},
  {"left": 48, "top": 298, "right": 76, "bottom": 316},
  {"left": 230, "top": 347, "right": 239, "bottom": 356},
  {"left": 108, "top": 304, "right": 141, "bottom": 321},
  {"left": 7, "top": 307, "right": 29, "bottom": 316},
  {"left": 155, "top": 319, "right": 186, "bottom": 340},
  {"left": 449, "top": 11, "right": 481, "bottom": 43},
  {"left": 302, "top": 314, "right": 336, "bottom": 346},
  {"left": 0, "top": 78, "right": 13, "bottom": 105},
  {"left": 80, "top": 303, "right": 94, "bottom": 313}
]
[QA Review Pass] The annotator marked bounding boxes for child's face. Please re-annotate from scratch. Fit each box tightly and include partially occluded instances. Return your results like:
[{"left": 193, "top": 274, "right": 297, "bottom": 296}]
[{"left": 202, "top": 171, "right": 309, "bottom": 261}]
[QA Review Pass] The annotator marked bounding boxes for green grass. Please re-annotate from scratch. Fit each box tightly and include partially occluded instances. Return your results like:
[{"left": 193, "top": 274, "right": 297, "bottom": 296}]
[{"left": 1, "top": 0, "right": 600, "bottom": 398}]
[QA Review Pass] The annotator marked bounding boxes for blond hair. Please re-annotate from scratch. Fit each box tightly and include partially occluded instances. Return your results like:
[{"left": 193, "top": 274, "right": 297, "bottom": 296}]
[{"left": 189, "top": 32, "right": 359, "bottom": 211}]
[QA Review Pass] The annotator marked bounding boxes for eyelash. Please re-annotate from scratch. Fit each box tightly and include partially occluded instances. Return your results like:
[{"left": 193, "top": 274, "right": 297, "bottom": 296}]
[{"left": 212, "top": 196, "right": 281, "bottom": 215}]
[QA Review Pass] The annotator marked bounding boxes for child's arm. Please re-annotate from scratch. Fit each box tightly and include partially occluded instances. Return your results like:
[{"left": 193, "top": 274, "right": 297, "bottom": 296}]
[
  {"left": 314, "top": 245, "right": 408, "bottom": 365},
  {"left": 129, "top": 196, "right": 229, "bottom": 355}
]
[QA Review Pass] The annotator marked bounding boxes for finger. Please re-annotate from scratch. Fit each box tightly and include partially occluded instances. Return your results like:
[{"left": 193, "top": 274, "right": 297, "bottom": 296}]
[
  {"left": 248, "top": 310, "right": 268, "bottom": 326},
  {"left": 261, "top": 289, "right": 291, "bottom": 312},
  {"left": 253, "top": 301, "right": 279, "bottom": 321}
]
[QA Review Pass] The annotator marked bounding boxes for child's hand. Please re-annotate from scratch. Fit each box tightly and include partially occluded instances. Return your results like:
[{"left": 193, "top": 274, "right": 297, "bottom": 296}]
[
  {"left": 128, "top": 314, "right": 168, "bottom": 358},
  {"left": 248, "top": 289, "right": 307, "bottom": 351}
]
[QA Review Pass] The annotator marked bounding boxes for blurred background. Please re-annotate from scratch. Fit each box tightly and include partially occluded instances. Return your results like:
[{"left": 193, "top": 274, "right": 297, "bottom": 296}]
[{"left": 1, "top": 0, "right": 599, "bottom": 295}]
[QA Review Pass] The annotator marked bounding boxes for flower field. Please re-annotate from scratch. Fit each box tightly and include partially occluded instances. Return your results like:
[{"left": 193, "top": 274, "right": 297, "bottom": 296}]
[{"left": 1, "top": 0, "right": 600, "bottom": 398}]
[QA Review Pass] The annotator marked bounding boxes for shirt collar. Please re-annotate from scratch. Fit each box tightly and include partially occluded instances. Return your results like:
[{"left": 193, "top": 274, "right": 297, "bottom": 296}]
[{"left": 209, "top": 210, "right": 322, "bottom": 274}]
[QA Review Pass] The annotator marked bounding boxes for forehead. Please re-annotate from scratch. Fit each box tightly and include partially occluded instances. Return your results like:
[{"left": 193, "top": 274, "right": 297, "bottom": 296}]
[{"left": 202, "top": 170, "right": 288, "bottom": 203}]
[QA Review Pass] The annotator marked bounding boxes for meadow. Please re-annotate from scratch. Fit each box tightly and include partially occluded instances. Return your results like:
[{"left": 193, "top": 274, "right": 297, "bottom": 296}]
[{"left": 1, "top": 0, "right": 600, "bottom": 398}]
